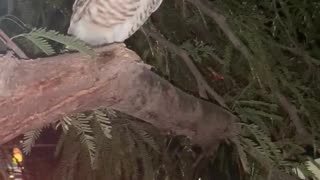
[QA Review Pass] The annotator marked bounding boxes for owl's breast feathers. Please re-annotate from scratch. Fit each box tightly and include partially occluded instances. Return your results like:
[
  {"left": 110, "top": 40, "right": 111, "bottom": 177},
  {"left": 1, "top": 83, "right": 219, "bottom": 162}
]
[{"left": 68, "top": 0, "right": 163, "bottom": 45}]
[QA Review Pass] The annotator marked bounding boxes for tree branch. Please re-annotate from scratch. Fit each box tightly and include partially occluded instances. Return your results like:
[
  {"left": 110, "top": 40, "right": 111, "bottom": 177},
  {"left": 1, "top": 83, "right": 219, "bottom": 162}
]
[
  {"left": 186, "top": 0, "right": 255, "bottom": 62},
  {"left": 144, "top": 27, "right": 228, "bottom": 108},
  {"left": 188, "top": 0, "right": 311, "bottom": 142},
  {"left": 0, "top": 44, "right": 238, "bottom": 148},
  {"left": 276, "top": 92, "right": 312, "bottom": 143},
  {"left": 187, "top": 1, "right": 312, "bottom": 179},
  {"left": 0, "top": 29, "right": 28, "bottom": 59}
]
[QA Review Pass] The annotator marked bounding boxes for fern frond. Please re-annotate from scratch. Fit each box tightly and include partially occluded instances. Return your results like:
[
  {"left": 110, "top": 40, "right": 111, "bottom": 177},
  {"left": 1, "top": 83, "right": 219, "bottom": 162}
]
[
  {"left": 243, "top": 124, "right": 282, "bottom": 164},
  {"left": 13, "top": 28, "right": 96, "bottom": 57},
  {"left": 53, "top": 133, "right": 80, "bottom": 180},
  {"left": 295, "top": 163, "right": 319, "bottom": 180},
  {"left": 23, "top": 35, "right": 55, "bottom": 55},
  {"left": 22, "top": 127, "right": 44, "bottom": 155},
  {"left": 93, "top": 109, "right": 112, "bottom": 139},
  {"left": 127, "top": 124, "right": 154, "bottom": 180},
  {"left": 137, "top": 138, "right": 154, "bottom": 180},
  {"left": 117, "top": 128, "right": 137, "bottom": 179},
  {"left": 241, "top": 107, "right": 283, "bottom": 121},
  {"left": 56, "top": 115, "right": 73, "bottom": 133},
  {"left": 236, "top": 100, "right": 279, "bottom": 109},
  {"left": 130, "top": 123, "right": 160, "bottom": 153},
  {"left": 123, "top": 126, "right": 136, "bottom": 152},
  {"left": 233, "top": 138, "right": 250, "bottom": 173},
  {"left": 72, "top": 113, "right": 96, "bottom": 169},
  {"left": 54, "top": 133, "right": 66, "bottom": 158}
]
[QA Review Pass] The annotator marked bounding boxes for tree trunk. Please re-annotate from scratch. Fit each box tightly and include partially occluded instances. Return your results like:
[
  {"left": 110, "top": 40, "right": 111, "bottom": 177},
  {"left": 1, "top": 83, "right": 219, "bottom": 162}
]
[{"left": 0, "top": 44, "right": 238, "bottom": 149}]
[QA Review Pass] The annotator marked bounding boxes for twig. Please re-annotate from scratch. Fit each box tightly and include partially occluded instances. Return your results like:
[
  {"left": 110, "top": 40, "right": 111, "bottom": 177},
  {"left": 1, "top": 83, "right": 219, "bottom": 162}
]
[
  {"left": 144, "top": 27, "right": 228, "bottom": 108},
  {"left": 186, "top": 0, "right": 255, "bottom": 63},
  {"left": 187, "top": 0, "right": 264, "bottom": 88},
  {"left": 267, "top": 41, "right": 320, "bottom": 65},
  {"left": 0, "top": 29, "right": 28, "bottom": 59},
  {"left": 140, "top": 27, "right": 155, "bottom": 56},
  {"left": 276, "top": 92, "right": 312, "bottom": 141}
]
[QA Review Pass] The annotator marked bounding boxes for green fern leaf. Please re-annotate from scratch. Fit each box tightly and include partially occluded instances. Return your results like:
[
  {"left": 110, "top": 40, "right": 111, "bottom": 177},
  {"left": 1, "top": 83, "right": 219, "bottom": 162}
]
[
  {"left": 242, "top": 107, "right": 283, "bottom": 121},
  {"left": 23, "top": 36, "right": 55, "bottom": 55},
  {"left": 237, "top": 100, "right": 279, "bottom": 109},
  {"left": 56, "top": 115, "right": 73, "bottom": 133},
  {"left": 22, "top": 127, "right": 43, "bottom": 155},
  {"left": 93, "top": 109, "right": 112, "bottom": 139},
  {"left": 233, "top": 138, "right": 250, "bottom": 173},
  {"left": 54, "top": 135, "right": 64, "bottom": 158},
  {"left": 13, "top": 28, "right": 96, "bottom": 57},
  {"left": 296, "top": 163, "right": 319, "bottom": 180},
  {"left": 130, "top": 123, "right": 159, "bottom": 153},
  {"left": 137, "top": 139, "right": 154, "bottom": 180},
  {"left": 72, "top": 113, "right": 96, "bottom": 169},
  {"left": 244, "top": 124, "right": 282, "bottom": 163}
]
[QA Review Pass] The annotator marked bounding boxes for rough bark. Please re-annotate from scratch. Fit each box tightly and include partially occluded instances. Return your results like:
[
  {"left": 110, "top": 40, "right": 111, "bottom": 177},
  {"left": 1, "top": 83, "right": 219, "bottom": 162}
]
[{"left": 0, "top": 44, "right": 238, "bottom": 148}]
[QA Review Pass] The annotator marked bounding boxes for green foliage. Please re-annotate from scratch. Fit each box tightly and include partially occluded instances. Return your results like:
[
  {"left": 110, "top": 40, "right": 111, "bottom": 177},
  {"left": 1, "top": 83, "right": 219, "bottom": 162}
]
[
  {"left": 93, "top": 109, "right": 112, "bottom": 139},
  {"left": 53, "top": 109, "right": 162, "bottom": 180},
  {"left": 296, "top": 163, "right": 319, "bottom": 180},
  {"left": 55, "top": 109, "right": 113, "bottom": 170},
  {"left": 145, "top": 0, "right": 319, "bottom": 179},
  {"left": 0, "top": 14, "right": 95, "bottom": 57},
  {"left": 22, "top": 126, "right": 44, "bottom": 155},
  {"left": 3, "top": 0, "right": 320, "bottom": 179},
  {"left": 12, "top": 28, "right": 96, "bottom": 57},
  {"left": 50, "top": 109, "right": 239, "bottom": 180},
  {"left": 70, "top": 112, "right": 97, "bottom": 168},
  {"left": 18, "top": 31, "right": 55, "bottom": 55},
  {"left": 181, "top": 39, "right": 219, "bottom": 64}
]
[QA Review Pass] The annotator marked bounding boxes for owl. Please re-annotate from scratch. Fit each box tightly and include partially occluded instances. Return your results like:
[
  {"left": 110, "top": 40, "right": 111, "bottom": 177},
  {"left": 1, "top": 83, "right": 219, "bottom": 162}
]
[{"left": 68, "top": 0, "right": 163, "bottom": 46}]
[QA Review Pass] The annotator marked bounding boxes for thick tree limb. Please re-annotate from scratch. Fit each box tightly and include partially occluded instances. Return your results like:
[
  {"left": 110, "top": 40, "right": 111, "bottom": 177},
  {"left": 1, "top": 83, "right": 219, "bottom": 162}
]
[{"left": 0, "top": 44, "right": 238, "bottom": 148}]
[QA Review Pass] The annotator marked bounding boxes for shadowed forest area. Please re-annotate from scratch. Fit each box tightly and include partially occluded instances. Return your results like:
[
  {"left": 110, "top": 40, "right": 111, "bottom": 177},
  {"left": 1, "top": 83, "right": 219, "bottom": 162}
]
[{"left": 0, "top": 0, "right": 320, "bottom": 180}]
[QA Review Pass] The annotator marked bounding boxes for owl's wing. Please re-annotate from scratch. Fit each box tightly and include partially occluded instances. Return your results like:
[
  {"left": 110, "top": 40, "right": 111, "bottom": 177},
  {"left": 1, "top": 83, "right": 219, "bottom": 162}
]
[
  {"left": 69, "top": 0, "right": 163, "bottom": 45},
  {"left": 84, "top": 0, "right": 142, "bottom": 28},
  {"left": 72, "top": 0, "right": 87, "bottom": 12},
  {"left": 151, "top": 0, "right": 163, "bottom": 13}
]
